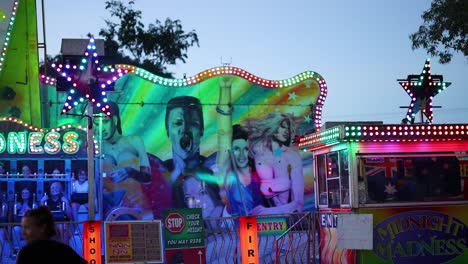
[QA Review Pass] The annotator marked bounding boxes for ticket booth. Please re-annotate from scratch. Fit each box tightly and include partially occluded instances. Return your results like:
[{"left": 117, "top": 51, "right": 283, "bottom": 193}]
[{"left": 300, "top": 122, "right": 468, "bottom": 264}]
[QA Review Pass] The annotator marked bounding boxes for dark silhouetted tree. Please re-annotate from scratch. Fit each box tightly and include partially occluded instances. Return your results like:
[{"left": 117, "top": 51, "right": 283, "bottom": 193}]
[
  {"left": 39, "top": 54, "right": 61, "bottom": 77},
  {"left": 99, "top": 0, "right": 199, "bottom": 77},
  {"left": 410, "top": 0, "right": 468, "bottom": 64}
]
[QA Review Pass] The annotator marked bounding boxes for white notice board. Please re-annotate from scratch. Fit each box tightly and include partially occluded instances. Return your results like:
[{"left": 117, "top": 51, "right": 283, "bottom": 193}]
[{"left": 337, "top": 214, "right": 373, "bottom": 250}]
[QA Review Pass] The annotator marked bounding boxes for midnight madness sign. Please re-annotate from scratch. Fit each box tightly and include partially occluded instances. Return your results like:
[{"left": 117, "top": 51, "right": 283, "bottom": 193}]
[{"left": 373, "top": 210, "right": 467, "bottom": 263}]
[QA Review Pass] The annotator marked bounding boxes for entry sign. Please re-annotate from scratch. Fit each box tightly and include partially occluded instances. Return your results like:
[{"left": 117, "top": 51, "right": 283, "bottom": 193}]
[{"left": 239, "top": 216, "right": 259, "bottom": 264}]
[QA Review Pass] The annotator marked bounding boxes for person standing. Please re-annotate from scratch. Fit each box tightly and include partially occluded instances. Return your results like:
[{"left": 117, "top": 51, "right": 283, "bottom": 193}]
[{"left": 15, "top": 206, "right": 87, "bottom": 264}]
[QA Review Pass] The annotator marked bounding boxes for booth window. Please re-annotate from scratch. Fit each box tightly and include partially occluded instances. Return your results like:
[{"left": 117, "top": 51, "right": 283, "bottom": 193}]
[
  {"left": 357, "top": 154, "right": 467, "bottom": 204},
  {"left": 316, "top": 149, "right": 350, "bottom": 207}
]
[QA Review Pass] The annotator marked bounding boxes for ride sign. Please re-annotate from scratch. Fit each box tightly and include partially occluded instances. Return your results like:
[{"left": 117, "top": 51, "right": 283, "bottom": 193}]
[
  {"left": 163, "top": 208, "right": 206, "bottom": 263},
  {"left": 163, "top": 208, "right": 204, "bottom": 249},
  {"left": 165, "top": 212, "right": 186, "bottom": 233}
]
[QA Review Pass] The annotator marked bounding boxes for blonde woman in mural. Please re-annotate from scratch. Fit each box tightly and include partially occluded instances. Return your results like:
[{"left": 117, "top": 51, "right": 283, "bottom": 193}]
[{"left": 245, "top": 112, "right": 304, "bottom": 214}]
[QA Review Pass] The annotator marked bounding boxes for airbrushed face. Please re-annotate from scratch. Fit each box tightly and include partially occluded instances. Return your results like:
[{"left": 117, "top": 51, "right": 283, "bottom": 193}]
[
  {"left": 232, "top": 138, "right": 249, "bottom": 169},
  {"left": 94, "top": 115, "right": 117, "bottom": 141},
  {"left": 273, "top": 119, "right": 291, "bottom": 144},
  {"left": 167, "top": 107, "right": 202, "bottom": 159}
]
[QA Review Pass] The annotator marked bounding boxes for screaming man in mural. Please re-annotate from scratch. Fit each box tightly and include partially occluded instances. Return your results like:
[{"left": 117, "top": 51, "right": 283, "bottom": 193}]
[{"left": 163, "top": 96, "right": 224, "bottom": 219}]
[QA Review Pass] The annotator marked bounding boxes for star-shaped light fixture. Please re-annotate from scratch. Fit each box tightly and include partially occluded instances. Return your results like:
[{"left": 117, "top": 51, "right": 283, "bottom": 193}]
[
  {"left": 53, "top": 36, "right": 128, "bottom": 116},
  {"left": 384, "top": 183, "right": 397, "bottom": 195},
  {"left": 398, "top": 59, "right": 451, "bottom": 124}
]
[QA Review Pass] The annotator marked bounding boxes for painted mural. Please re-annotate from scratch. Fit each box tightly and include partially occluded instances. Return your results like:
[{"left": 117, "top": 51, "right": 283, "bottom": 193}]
[{"left": 46, "top": 66, "right": 325, "bottom": 220}]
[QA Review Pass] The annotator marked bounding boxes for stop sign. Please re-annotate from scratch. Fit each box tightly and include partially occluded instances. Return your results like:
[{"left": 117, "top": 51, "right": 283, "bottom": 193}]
[{"left": 165, "top": 212, "right": 186, "bottom": 233}]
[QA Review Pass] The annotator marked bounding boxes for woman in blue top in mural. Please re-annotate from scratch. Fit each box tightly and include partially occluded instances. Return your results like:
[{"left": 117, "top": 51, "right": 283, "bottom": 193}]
[
  {"left": 216, "top": 76, "right": 263, "bottom": 216},
  {"left": 224, "top": 124, "right": 263, "bottom": 216}
]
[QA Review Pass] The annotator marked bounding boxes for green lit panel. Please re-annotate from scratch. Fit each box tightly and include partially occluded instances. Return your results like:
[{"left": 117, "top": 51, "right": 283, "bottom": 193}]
[
  {"left": 0, "top": 0, "right": 17, "bottom": 75},
  {"left": 299, "top": 126, "right": 341, "bottom": 151}
]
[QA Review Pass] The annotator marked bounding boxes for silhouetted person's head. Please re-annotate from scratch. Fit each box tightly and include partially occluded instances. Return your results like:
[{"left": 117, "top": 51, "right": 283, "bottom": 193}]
[
  {"left": 21, "top": 206, "right": 57, "bottom": 243},
  {"left": 165, "top": 96, "right": 204, "bottom": 160}
]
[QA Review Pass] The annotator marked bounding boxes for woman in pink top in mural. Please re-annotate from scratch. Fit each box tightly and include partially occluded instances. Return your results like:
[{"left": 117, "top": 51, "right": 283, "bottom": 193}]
[{"left": 245, "top": 112, "right": 304, "bottom": 214}]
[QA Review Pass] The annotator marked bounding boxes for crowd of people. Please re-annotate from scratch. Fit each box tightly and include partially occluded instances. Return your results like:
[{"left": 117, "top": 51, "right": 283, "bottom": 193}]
[{"left": 0, "top": 165, "right": 89, "bottom": 260}]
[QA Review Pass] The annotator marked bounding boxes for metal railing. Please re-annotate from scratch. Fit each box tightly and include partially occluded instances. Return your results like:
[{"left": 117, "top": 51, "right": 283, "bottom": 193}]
[
  {"left": 204, "top": 212, "right": 319, "bottom": 264},
  {"left": 0, "top": 212, "right": 320, "bottom": 263},
  {"left": 0, "top": 221, "right": 86, "bottom": 263},
  {"left": 274, "top": 212, "right": 318, "bottom": 264}
]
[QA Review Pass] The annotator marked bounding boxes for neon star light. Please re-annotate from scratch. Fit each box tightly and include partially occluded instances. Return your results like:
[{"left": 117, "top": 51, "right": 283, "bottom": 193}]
[
  {"left": 53, "top": 37, "right": 128, "bottom": 115},
  {"left": 398, "top": 59, "right": 451, "bottom": 124}
]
